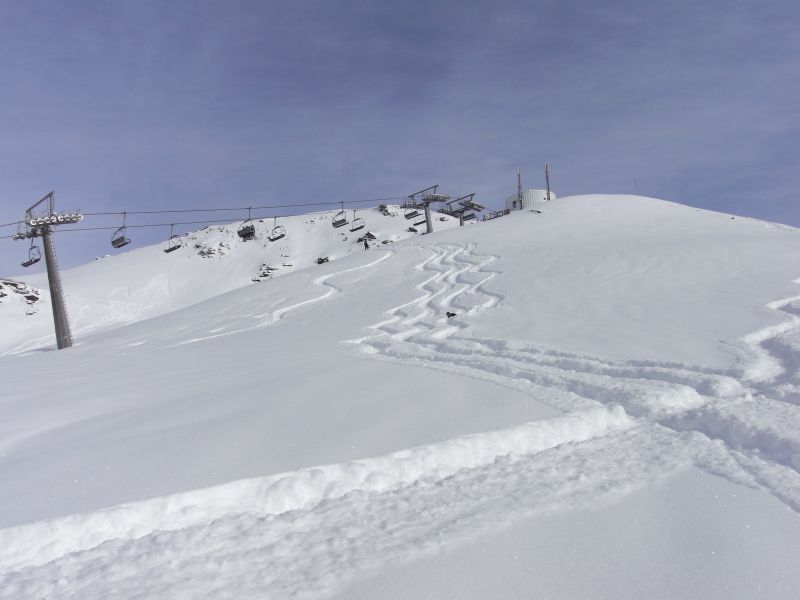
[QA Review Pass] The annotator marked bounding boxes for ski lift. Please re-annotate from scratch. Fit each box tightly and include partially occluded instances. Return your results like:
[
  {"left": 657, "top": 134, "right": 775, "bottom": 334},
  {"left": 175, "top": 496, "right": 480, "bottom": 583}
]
[
  {"left": 404, "top": 206, "right": 421, "bottom": 220},
  {"left": 238, "top": 207, "right": 256, "bottom": 241},
  {"left": 462, "top": 212, "right": 476, "bottom": 221},
  {"left": 413, "top": 214, "right": 427, "bottom": 226},
  {"left": 332, "top": 202, "right": 348, "bottom": 228},
  {"left": 349, "top": 210, "right": 365, "bottom": 232},
  {"left": 12, "top": 222, "right": 26, "bottom": 241},
  {"left": 268, "top": 217, "right": 286, "bottom": 242},
  {"left": 164, "top": 224, "right": 182, "bottom": 253},
  {"left": 111, "top": 212, "right": 131, "bottom": 249},
  {"left": 21, "top": 240, "right": 41, "bottom": 268}
]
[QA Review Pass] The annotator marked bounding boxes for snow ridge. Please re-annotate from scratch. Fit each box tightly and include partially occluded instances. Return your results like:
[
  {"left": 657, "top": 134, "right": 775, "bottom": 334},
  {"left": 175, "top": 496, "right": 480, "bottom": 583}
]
[{"left": 0, "top": 405, "right": 632, "bottom": 573}]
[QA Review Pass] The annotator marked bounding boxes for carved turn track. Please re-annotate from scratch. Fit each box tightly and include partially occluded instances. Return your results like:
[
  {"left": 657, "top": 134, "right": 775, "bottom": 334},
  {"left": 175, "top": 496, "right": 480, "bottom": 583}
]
[{"left": 351, "top": 243, "right": 800, "bottom": 511}]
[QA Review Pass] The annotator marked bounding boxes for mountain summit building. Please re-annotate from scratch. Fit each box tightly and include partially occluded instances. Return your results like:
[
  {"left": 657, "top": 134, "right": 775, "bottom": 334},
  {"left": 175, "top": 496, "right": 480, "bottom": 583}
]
[{"left": 506, "top": 188, "right": 557, "bottom": 211}]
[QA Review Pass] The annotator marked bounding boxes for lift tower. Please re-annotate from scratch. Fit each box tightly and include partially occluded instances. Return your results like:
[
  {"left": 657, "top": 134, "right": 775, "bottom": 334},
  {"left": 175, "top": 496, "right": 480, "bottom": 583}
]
[{"left": 13, "top": 192, "right": 81, "bottom": 349}]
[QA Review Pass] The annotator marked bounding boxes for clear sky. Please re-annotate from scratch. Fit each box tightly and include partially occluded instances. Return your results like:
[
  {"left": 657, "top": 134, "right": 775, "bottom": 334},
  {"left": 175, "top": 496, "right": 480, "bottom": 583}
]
[{"left": 1, "top": 0, "right": 798, "bottom": 276}]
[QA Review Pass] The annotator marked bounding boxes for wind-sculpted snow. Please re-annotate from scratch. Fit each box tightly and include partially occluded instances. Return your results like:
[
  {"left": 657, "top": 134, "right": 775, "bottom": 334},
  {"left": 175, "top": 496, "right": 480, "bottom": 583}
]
[{"left": 0, "top": 405, "right": 632, "bottom": 574}]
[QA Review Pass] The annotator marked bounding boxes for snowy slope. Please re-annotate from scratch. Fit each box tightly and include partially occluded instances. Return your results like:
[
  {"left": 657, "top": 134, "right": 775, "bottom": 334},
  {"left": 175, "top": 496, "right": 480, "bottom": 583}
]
[
  {"left": 1, "top": 195, "right": 800, "bottom": 599},
  {"left": 0, "top": 206, "right": 460, "bottom": 356}
]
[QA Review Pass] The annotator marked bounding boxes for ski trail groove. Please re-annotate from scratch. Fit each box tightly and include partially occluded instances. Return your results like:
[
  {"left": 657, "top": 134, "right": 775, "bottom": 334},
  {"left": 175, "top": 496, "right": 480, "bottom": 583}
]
[
  {"left": 1, "top": 425, "right": 692, "bottom": 600},
  {"left": 351, "top": 243, "right": 800, "bottom": 511},
  {"left": 166, "top": 251, "right": 392, "bottom": 347},
  {"left": 0, "top": 405, "right": 633, "bottom": 573}
]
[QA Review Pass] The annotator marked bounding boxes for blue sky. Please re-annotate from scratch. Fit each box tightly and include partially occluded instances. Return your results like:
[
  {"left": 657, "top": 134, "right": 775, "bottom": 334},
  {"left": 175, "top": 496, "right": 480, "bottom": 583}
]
[{"left": 1, "top": 0, "right": 798, "bottom": 275}]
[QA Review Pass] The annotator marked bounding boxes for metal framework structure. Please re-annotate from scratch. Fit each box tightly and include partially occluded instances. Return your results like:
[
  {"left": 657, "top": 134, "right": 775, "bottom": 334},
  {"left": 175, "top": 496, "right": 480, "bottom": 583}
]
[
  {"left": 436, "top": 192, "right": 485, "bottom": 225},
  {"left": 402, "top": 185, "right": 485, "bottom": 233},
  {"left": 12, "top": 192, "right": 78, "bottom": 349}
]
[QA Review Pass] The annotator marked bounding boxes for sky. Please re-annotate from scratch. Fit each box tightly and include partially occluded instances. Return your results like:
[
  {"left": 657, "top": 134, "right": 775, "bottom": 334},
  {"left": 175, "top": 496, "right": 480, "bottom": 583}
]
[{"left": 1, "top": 0, "right": 798, "bottom": 276}]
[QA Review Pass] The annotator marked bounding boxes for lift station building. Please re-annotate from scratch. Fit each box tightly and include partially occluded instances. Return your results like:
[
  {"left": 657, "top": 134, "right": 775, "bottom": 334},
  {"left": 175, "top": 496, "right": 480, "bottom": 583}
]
[{"left": 505, "top": 188, "right": 557, "bottom": 211}]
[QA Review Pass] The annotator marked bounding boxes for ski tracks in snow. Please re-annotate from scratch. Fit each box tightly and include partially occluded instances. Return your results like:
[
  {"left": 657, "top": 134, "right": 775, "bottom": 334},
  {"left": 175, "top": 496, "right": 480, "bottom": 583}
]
[
  {"left": 3, "top": 244, "right": 800, "bottom": 598},
  {"left": 156, "top": 251, "right": 394, "bottom": 348},
  {"left": 348, "top": 243, "right": 800, "bottom": 511}
]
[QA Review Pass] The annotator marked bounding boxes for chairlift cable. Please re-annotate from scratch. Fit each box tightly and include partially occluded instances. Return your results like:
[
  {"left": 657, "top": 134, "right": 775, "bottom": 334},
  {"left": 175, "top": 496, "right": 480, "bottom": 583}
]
[
  {"left": 80, "top": 196, "right": 408, "bottom": 217},
  {"left": 1, "top": 192, "right": 479, "bottom": 243},
  {"left": 0, "top": 220, "right": 24, "bottom": 229}
]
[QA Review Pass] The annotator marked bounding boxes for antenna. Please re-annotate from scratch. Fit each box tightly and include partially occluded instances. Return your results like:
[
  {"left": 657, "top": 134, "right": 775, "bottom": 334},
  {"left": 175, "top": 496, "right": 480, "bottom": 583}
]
[
  {"left": 545, "top": 163, "right": 551, "bottom": 202},
  {"left": 517, "top": 166, "right": 522, "bottom": 210}
]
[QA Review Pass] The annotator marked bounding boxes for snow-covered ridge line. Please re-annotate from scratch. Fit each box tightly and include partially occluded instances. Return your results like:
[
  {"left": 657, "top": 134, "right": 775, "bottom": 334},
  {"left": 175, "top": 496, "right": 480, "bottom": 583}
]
[{"left": 0, "top": 405, "right": 633, "bottom": 572}]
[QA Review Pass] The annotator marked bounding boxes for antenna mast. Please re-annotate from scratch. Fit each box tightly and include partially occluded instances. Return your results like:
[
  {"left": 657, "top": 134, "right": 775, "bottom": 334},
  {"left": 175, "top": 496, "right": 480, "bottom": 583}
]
[
  {"left": 517, "top": 166, "right": 522, "bottom": 210},
  {"left": 545, "top": 163, "right": 551, "bottom": 202}
]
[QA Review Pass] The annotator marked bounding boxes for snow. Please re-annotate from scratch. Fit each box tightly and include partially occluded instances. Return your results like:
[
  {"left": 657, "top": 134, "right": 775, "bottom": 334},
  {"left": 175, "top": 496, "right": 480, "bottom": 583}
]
[
  {"left": 334, "top": 469, "right": 800, "bottom": 600},
  {"left": 1, "top": 194, "right": 799, "bottom": 598}
]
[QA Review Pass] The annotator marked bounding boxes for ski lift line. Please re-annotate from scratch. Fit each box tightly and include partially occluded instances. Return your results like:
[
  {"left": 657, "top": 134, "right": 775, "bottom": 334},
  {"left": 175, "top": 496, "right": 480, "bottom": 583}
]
[
  {"left": 0, "top": 197, "right": 458, "bottom": 242},
  {"left": 42, "top": 218, "right": 248, "bottom": 233},
  {"left": 80, "top": 196, "right": 409, "bottom": 217},
  {"left": 2, "top": 203, "right": 392, "bottom": 239},
  {"left": 0, "top": 220, "right": 25, "bottom": 229}
]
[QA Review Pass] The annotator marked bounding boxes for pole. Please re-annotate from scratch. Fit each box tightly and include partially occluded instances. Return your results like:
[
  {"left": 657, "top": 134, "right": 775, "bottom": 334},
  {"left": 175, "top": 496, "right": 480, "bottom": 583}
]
[
  {"left": 517, "top": 165, "right": 522, "bottom": 210},
  {"left": 545, "top": 163, "right": 551, "bottom": 202},
  {"left": 424, "top": 204, "right": 433, "bottom": 234},
  {"left": 41, "top": 225, "right": 73, "bottom": 349}
]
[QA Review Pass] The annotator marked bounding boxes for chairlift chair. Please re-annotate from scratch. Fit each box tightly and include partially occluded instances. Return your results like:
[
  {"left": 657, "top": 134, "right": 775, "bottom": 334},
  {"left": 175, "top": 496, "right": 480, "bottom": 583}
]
[
  {"left": 238, "top": 207, "right": 256, "bottom": 241},
  {"left": 21, "top": 242, "right": 41, "bottom": 267},
  {"left": 332, "top": 202, "right": 348, "bottom": 228},
  {"left": 111, "top": 212, "right": 131, "bottom": 248},
  {"left": 268, "top": 217, "right": 286, "bottom": 242},
  {"left": 349, "top": 210, "right": 365, "bottom": 232},
  {"left": 164, "top": 224, "right": 182, "bottom": 253},
  {"left": 413, "top": 214, "right": 427, "bottom": 226},
  {"left": 462, "top": 212, "right": 476, "bottom": 221},
  {"left": 404, "top": 206, "right": 421, "bottom": 220}
]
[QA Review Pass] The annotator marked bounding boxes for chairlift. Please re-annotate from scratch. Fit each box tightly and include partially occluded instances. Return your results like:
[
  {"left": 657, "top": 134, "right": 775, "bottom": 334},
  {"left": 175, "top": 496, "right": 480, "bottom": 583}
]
[
  {"left": 111, "top": 212, "right": 131, "bottom": 249},
  {"left": 349, "top": 210, "right": 365, "bottom": 232},
  {"left": 21, "top": 240, "right": 41, "bottom": 268},
  {"left": 238, "top": 207, "right": 256, "bottom": 241},
  {"left": 413, "top": 214, "right": 427, "bottom": 227},
  {"left": 462, "top": 212, "right": 476, "bottom": 221},
  {"left": 268, "top": 217, "right": 286, "bottom": 242},
  {"left": 12, "top": 223, "right": 26, "bottom": 241},
  {"left": 164, "top": 224, "right": 182, "bottom": 253},
  {"left": 332, "top": 202, "right": 348, "bottom": 228},
  {"left": 404, "top": 206, "right": 421, "bottom": 220}
]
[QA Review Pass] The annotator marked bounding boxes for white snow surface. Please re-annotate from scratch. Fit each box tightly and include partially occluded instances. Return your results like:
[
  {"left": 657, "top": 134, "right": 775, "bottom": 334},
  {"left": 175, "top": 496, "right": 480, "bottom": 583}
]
[{"left": 1, "top": 195, "right": 800, "bottom": 599}]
